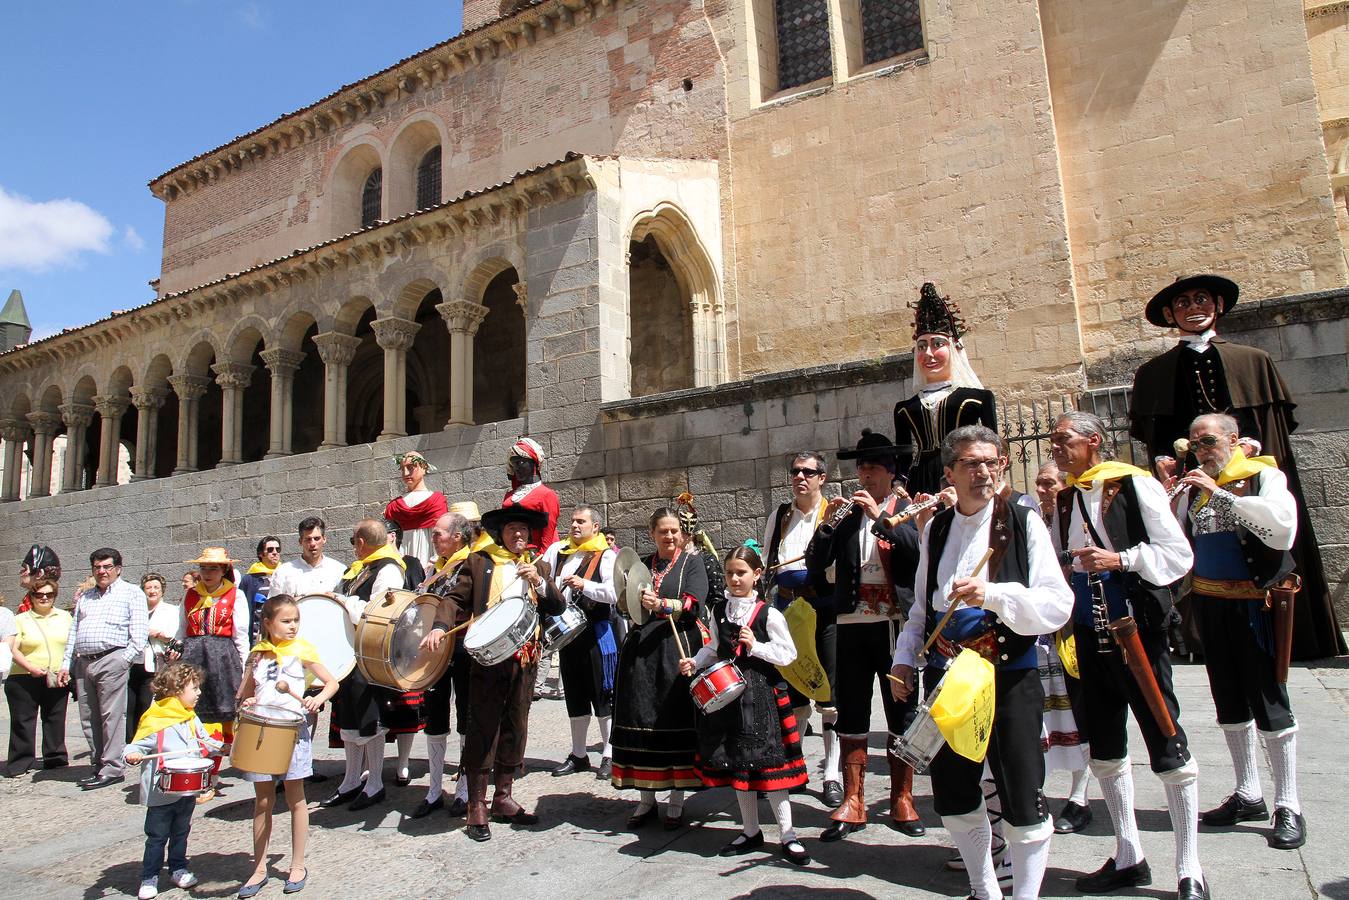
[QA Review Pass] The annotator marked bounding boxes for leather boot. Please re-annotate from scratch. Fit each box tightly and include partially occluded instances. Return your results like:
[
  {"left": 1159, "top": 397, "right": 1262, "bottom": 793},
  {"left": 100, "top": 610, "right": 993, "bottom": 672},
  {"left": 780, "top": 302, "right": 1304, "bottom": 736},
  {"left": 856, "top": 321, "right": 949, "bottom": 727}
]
[
  {"left": 465, "top": 771, "right": 491, "bottom": 841},
  {"left": 888, "top": 753, "right": 925, "bottom": 836},
  {"left": 490, "top": 769, "right": 539, "bottom": 825},
  {"left": 820, "top": 737, "right": 869, "bottom": 841}
]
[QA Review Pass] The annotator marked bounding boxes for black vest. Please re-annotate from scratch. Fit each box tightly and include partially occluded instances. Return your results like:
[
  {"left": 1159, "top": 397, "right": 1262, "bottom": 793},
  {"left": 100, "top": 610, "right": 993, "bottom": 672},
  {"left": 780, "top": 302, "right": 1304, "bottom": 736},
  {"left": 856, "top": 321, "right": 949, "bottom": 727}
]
[
  {"left": 341, "top": 556, "right": 402, "bottom": 604},
  {"left": 924, "top": 494, "right": 1037, "bottom": 667}
]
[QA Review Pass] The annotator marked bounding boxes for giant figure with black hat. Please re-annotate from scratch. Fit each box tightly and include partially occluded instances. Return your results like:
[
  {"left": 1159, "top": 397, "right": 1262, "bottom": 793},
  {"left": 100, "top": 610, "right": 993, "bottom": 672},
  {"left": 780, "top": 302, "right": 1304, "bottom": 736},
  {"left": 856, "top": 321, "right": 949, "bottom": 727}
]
[
  {"left": 429, "top": 504, "right": 564, "bottom": 841},
  {"left": 1130, "top": 275, "right": 1343, "bottom": 661},
  {"left": 808, "top": 428, "right": 927, "bottom": 842}
]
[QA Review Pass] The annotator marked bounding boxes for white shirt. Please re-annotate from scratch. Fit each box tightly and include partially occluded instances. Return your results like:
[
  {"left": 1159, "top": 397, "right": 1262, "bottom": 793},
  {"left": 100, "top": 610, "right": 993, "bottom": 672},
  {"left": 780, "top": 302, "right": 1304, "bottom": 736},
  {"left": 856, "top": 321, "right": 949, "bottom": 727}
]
[
  {"left": 1054, "top": 476, "right": 1193, "bottom": 585},
  {"left": 143, "top": 601, "right": 183, "bottom": 672},
  {"left": 0, "top": 607, "right": 14, "bottom": 677},
  {"left": 269, "top": 556, "right": 347, "bottom": 599},
  {"left": 691, "top": 593, "right": 798, "bottom": 669},
  {"left": 541, "top": 541, "right": 618, "bottom": 606},
  {"left": 763, "top": 498, "right": 825, "bottom": 573},
  {"left": 893, "top": 499, "right": 1073, "bottom": 669},
  {"left": 1179, "top": 327, "right": 1217, "bottom": 354},
  {"left": 1177, "top": 465, "right": 1297, "bottom": 550}
]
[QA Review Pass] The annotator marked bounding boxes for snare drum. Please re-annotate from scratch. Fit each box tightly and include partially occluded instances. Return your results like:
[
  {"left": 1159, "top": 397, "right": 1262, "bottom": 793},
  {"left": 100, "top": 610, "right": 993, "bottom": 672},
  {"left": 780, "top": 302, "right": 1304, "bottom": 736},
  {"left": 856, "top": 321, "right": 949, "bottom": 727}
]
[
  {"left": 540, "top": 603, "right": 588, "bottom": 655},
  {"left": 232, "top": 704, "right": 304, "bottom": 776},
  {"left": 889, "top": 670, "right": 949, "bottom": 773},
  {"left": 155, "top": 756, "right": 213, "bottom": 795},
  {"left": 296, "top": 593, "right": 357, "bottom": 680},
  {"left": 463, "top": 596, "right": 538, "bottom": 667},
  {"left": 356, "top": 589, "right": 452, "bottom": 691},
  {"left": 689, "top": 659, "right": 747, "bottom": 713}
]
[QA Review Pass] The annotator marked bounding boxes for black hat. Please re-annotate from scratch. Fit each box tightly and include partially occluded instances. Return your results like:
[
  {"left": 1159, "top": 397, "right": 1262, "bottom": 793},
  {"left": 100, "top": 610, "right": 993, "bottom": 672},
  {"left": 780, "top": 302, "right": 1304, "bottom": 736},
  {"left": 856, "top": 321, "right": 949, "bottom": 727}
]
[
  {"left": 382, "top": 519, "right": 404, "bottom": 546},
  {"left": 1144, "top": 275, "right": 1239, "bottom": 328},
  {"left": 910, "top": 282, "right": 968, "bottom": 341},
  {"left": 838, "top": 428, "right": 910, "bottom": 464},
  {"left": 21, "top": 544, "right": 61, "bottom": 582},
  {"left": 480, "top": 505, "right": 549, "bottom": 542}
]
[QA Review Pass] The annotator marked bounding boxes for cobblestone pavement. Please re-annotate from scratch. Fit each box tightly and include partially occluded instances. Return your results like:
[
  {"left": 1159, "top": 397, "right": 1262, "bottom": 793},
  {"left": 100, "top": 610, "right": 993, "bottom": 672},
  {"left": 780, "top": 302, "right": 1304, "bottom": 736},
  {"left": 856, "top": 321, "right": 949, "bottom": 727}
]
[{"left": 1, "top": 661, "right": 1345, "bottom": 900}]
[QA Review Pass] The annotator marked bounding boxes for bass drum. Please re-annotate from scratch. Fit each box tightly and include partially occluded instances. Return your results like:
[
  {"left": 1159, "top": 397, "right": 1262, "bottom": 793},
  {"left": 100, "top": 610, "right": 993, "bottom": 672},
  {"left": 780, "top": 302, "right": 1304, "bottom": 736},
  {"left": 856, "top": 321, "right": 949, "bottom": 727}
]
[
  {"left": 356, "top": 589, "right": 452, "bottom": 691},
  {"left": 295, "top": 593, "right": 357, "bottom": 680}
]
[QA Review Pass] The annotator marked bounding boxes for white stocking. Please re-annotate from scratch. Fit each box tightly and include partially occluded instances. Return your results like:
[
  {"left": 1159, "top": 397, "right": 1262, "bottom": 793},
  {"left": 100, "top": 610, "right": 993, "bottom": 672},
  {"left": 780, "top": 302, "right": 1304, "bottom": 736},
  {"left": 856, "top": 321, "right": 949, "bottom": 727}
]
[
  {"left": 337, "top": 731, "right": 367, "bottom": 794},
  {"left": 666, "top": 788, "right": 685, "bottom": 815},
  {"left": 1160, "top": 759, "right": 1202, "bottom": 885},
  {"left": 1068, "top": 767, "right": 1091, "bottom": 806},
  {"left": 1222, "top": 721, "right": 1263, "bottom": 802},
  {"left": 1260, "top": 725, "right": 1300, "bottom": 815},
  {"left": 820, "top": 707, "right": 841, "bottom": 783},
  {"left": 983, "top": 775, "right": 1006, "bottom": 856},
  {"left": 362, "top": 730, "right": 386, "bottom": 795},
  {"left": 425, "top": 734, "right": 447, "bottom": 802},
  {"left": 1091, "top": 757, "right": 1142, "bottom": 869},
  {"left": 634, "top": 789, "right": 656, "bottom": 815},
  {"left": 736, "top": 789, "right": 762, "bottom": 836},
  {"left": 597, "top": 715, "right": 613, "bottom": 758},
  {"left": 1004, "top": 819, "right": 1052, "bottom": 900},
  {"left": 767, "top": 789, "right": 796, "bottom": 843},
  {"left": 943, "top": 801, "right": 1001, "bottom": 900},
  {"left": 569, "top": 716, "right": 591, "bottom": 759},
  {"left": 396, "top": 732, "right": 414, "bottom": 779}
]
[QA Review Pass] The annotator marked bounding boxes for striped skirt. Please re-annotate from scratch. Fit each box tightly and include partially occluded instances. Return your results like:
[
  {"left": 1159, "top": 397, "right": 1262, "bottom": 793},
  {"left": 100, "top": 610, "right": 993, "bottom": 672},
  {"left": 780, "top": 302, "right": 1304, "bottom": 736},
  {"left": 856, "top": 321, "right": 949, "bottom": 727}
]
[
  {"left": 1037, "top": 638, "right": 1089, "bottom": 773},
  {"left": 697, "top": 686, "right": 808, "bottom": 793}
]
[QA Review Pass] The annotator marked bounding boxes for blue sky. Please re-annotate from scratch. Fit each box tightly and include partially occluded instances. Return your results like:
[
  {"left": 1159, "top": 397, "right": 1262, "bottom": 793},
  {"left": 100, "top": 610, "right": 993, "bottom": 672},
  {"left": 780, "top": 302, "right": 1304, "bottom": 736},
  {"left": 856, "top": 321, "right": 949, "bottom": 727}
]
[{"left": 0, "top": 2, "right": 461, "bottom": 341}]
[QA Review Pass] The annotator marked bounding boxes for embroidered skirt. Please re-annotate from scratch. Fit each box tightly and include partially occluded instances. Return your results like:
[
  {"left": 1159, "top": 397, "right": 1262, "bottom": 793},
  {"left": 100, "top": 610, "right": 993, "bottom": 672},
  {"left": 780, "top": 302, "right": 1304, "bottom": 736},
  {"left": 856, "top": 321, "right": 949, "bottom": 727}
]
[
  {"left": 610, "top": 618, "right": 703, "bottom": 791},
  {"left": 696, "top": 680, "right": 808, "bottom": 793},
  {"left": 1037, "top": 638, "right": 1088, "bottom": 773}
]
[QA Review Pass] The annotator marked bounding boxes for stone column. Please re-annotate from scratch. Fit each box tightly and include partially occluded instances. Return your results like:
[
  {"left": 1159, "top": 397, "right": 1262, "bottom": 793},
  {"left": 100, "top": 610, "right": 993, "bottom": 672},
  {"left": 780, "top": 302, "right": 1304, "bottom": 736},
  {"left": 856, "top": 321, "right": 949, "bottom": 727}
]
[
  {"left": 92, "top": 395, "right": 131, "bottom": 487},
  {"left": 25, "top": 411, "right": 62, "bottom": 497},
  {"left": 313, "top": 332, "right": 361, "bottom": 449},
  {"left": 0, "top": 418, "right": 29, "bottom": 501},
  {"left": 212, "top": 362, "right": 254, "bottom": 466},
  {"left": 130, "top": 388, "right": 167, "bottom": 481},
  {"left": 59, "top": 402, "right": 94, "bottom": 491},
  {"left": 371, "top": 317, "right": 421, "bottom": 440},
  {"left": 168, "top": 374, "right": 210, "bottom": 474},
  {"left": 436, "top": 300, "right": 489, "bottom": 427},
  {"left": 259, "top": 348, "right": 306, "bottom": 458}
]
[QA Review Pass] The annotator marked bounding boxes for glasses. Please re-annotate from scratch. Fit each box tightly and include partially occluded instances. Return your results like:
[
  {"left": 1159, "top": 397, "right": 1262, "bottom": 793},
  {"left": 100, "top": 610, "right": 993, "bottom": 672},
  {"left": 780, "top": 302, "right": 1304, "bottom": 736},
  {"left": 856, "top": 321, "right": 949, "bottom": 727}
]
[
  {"left": 263, "top": 546, "right": 281, "bottom": 554},
  {"left": 32, "top": 591, "right": 56, "bottom": 600},
  {"left": 1190, "top": 434, "right": 1224, "bottom": 448},
  {"left": 954, "top": 457, "right": 1001, "bottom": 471},
  {"left": 92, "top": 563, "right": 118, "bottom": 571},
  {"left": 789, "top": 466, "right": 824, "bottom": 478}
]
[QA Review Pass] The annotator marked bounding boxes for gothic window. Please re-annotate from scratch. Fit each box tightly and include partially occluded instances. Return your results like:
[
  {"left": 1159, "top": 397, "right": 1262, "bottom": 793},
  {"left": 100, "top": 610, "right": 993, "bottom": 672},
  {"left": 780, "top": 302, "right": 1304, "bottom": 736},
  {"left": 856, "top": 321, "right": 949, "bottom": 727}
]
[
  {"left": 774, "top": 0, "right": 832, "bottom": 90},
  {"left": 361, "top": 168, "right": 383, "bottom": 228},
  {"left": 861, "top": 0, "right": 924, "bottom": 66},
  {"left": 416, "top": 147, "right": 442, "bottom": 211}
]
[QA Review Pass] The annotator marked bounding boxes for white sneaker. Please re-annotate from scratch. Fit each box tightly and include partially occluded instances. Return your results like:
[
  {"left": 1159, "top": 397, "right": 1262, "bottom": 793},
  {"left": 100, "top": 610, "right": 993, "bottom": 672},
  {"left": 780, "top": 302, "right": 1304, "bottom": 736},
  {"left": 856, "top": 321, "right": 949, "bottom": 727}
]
[
  {"left": 138, "top": 880, "right": 159, "bottom": 900},
  {"left": 172, "top": 869, "right": 199, "bottom": 889}
]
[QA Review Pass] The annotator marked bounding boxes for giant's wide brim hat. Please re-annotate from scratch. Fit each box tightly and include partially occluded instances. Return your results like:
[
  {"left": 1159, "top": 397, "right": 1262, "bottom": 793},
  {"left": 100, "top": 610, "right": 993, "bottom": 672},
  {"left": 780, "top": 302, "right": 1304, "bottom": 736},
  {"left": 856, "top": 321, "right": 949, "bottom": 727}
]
[
  {"left": 186, "top": 546, "right": 235, "bottom": 566},
  {"left": 837, "top": 427, "right": 912, "bottom": 462},
  {"left": 1144, "top": 275, "right": 1239, "bottom": 328},
  {"left": 480, "top": 506, "right": 549, "bottom": 541}
]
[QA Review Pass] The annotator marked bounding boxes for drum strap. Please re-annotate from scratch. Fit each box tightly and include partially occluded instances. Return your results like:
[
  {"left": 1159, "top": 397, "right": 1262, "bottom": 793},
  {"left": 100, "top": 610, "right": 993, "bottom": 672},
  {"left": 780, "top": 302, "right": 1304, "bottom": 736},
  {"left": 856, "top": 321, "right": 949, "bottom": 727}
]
[{"left": 732, "top": 601, "right": 766, "bottom": 657}]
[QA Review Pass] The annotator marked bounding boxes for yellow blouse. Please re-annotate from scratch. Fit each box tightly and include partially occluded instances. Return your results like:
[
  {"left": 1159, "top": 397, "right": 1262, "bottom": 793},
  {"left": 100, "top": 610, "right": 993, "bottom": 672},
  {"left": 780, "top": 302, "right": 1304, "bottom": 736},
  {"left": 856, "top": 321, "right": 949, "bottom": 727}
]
[{"left": 10, "top": 608, "right": 73, "bottom": 675}]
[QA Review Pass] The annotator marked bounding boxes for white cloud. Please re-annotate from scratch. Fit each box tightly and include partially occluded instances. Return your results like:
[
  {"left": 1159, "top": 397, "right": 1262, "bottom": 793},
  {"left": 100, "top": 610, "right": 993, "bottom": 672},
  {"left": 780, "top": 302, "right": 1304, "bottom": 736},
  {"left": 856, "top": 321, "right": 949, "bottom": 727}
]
[
  {"left": 0, "top": 186, "right": 115, "bottom": 272},
  {"left": 123, "top": 225, "right": 146, "bottom": 252},
  {"left": 239, "top": 2, "right": 264, "bottom": 29}
]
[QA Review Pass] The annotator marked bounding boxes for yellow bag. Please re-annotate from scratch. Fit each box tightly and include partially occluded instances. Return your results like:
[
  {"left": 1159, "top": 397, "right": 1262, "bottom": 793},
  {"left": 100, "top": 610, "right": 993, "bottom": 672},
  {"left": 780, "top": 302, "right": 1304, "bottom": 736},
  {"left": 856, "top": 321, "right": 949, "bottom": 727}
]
[
  {"left": 931, "top": 649, "right": 996, "bottom": 763},
  {"left": 776, "top": 598, "right": 830, "bottom": 702},
  {"left": 1056, "top": 627, "right": 1078, "bottom": 680}
]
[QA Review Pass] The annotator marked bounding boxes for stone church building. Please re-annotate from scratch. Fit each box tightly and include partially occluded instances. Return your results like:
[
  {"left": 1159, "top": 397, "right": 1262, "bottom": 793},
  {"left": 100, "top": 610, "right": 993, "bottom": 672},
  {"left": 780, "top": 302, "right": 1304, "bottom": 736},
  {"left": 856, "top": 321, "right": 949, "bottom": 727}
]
[{"left": 1, "top": 0, "right": 1346, "bottom": 616}]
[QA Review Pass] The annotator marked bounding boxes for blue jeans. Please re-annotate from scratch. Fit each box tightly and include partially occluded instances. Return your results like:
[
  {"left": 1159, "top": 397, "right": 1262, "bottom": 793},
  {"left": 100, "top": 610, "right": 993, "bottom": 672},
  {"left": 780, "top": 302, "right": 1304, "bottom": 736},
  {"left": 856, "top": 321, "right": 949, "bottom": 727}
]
[{"left": 142, "top": 796, "right": 195, "bottom": 880}]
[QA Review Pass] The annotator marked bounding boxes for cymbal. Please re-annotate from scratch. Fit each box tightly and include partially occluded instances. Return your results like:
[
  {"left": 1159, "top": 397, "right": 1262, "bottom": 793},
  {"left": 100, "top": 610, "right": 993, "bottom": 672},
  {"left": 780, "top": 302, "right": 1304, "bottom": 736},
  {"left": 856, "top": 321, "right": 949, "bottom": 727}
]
[{"left": 613, "top": 547, "right": 653, "bottom": 626}]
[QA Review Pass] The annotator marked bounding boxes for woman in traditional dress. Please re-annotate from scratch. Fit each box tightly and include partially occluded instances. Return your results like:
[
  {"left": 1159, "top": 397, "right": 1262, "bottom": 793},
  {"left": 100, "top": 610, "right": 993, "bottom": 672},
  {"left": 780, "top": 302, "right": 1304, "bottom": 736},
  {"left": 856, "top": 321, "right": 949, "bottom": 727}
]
[
  {"left": 893, "top": 282, "right": 997, "bottom": 496},
  {"left": 610, "top": 507, "right": 708, "bottom": 829}
]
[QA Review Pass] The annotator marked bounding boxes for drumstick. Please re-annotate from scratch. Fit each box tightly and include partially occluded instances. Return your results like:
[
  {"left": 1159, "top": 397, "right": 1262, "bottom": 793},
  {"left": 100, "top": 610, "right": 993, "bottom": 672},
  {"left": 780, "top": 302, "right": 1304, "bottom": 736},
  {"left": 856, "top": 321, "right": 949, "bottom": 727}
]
[
  {"left": 885, "top": 673, "right": 905, "bottom": 685},
  {"left": 668, "top": 616, "right": 688, "bottom": 660},
  {"left": 442, "top": 616, "right": 476, "bottom": 637},
  {"left": 765, "top": 553, "right": 806, "bottom": 573},
  {"left": 918, "top": 547, "right": 995, "bottom": 659},
  {"left": 133, "top": 750, "right": 200, "bottom": 762}
]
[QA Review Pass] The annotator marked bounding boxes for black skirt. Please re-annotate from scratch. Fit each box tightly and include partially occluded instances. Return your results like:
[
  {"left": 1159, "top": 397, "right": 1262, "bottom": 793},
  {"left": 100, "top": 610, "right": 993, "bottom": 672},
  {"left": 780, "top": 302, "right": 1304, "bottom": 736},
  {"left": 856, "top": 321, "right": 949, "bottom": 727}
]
[
  {"left": 609, "top": 616, "right": 703, "bottom": 791},
  {"left": 181, "top": 634, "right": 242, "bottom": 724}
]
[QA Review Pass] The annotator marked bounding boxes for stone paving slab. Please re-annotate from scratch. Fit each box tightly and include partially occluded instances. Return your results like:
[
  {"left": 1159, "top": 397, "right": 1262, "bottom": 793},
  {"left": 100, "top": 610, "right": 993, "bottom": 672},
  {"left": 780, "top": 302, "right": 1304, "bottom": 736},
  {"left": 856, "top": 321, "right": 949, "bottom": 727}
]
[{"left": 1, "top": 661, "right": 1345, "bottom": 899}]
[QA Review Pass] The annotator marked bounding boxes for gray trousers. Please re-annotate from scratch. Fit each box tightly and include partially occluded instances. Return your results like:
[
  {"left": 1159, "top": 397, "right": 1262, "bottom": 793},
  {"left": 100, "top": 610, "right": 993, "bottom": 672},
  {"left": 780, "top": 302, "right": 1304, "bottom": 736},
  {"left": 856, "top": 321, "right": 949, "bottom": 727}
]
[{"left": 76, "top": 652, "right": 130, "bottom": 777}]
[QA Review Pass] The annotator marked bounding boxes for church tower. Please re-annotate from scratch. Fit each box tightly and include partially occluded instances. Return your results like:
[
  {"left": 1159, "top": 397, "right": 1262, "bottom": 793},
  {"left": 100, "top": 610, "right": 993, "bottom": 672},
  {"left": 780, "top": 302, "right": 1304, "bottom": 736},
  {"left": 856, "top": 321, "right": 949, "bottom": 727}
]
[{"left": 0, "top": 290, "right": 32, "bottom": 352}]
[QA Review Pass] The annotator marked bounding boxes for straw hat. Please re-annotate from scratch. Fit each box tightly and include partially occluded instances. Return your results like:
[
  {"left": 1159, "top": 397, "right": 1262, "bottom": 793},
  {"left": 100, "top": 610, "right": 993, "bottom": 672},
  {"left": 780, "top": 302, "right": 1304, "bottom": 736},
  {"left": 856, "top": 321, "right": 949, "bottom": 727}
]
[
  {"left": 449, "top": 500, "right": 482, "bottom": 522},
  {"left": 186, "top": 547, "right": 235, "bottom": 566}
]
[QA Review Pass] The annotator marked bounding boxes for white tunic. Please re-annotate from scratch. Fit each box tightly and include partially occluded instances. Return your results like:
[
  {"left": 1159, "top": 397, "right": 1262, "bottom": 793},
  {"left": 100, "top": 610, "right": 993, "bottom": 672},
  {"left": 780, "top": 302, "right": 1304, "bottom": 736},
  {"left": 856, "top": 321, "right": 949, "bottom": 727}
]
[
  {"left": 691, "top": 594, "right": 798, "bottom": 670},
  {"left": 1177, "top": 466, "right": 1297, "bottom": 550},
  {"left": 268, "top": 556, "right": 347, "bottom": 599},
  {"left": 540, "top": 541, "right": 618, "bottom": 606}
]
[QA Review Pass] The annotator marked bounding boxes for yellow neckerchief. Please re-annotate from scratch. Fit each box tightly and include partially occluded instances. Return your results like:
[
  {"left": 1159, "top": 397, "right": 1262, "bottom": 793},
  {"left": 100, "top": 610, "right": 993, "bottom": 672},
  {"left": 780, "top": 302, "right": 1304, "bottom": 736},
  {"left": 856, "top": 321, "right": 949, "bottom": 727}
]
[
  {"left": 250, "top": 636, "right": 321, "bottom": 665},
  {"left": 1064, "top": 461, "right": 1151, "bottom": 490},
  {"left": 483, "top": 541, "right": 531, "bottom": 566},
  {"left": 483, "top": 543, "right": 536, "bottom": 611},
  {"left": 193, "top": 579, "right": 235, "bottom": 606},
  {"left": 247, "top": 561, "right": 277, "bottom": 576},
  {"left": 1192, "top": 447, "right": 1278, "bottom": 513},
  {"left": 557, "top": 533, "right": 610, "bottom": 556},
  {"left": 132, "top": 697, "right": 200, "bottom": 743},
  {"left": 341, "top": 544, "right": 407, "bottom": 581},
  {"left": 436, "top": 532, "right": 495, "bottom": 574}
]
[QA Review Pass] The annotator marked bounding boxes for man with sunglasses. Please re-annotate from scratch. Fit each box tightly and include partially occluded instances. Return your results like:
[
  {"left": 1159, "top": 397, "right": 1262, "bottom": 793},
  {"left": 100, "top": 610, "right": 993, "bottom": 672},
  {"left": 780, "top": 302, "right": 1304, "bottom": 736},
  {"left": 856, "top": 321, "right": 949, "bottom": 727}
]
[
  {"left": 59, "top": 548, "right": 148, "bottom": 790},
  {"left": 1172, "top": 413, "right": 1306, "bottom": 851},
  {"left": 762, "top": 451, "right": 839, "bottom": 805},
  {"left": 240, "top": 536, "right": 281, "bottom": 644}
]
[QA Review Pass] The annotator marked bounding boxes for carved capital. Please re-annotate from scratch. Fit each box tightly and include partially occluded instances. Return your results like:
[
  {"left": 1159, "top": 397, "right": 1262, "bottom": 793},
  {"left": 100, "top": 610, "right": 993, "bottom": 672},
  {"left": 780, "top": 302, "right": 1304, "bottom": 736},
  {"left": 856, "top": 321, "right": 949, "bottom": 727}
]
[
  {"left": 371, "top": 316, "right": 421, "bottom": 351},
  {"left": 512, "top": 281, "right": 528, "bottom": 314},
  {"left": 59, "top": 402, "right": 95, "bottom": 429},
  {"left": 93, "top": 394, "right": 132, "bottom": 420},
  {"left": 0, "top": 418, "right": 30, "bottom": 444},
  {"left": 436, "top": 300, "right": 490, "bottom": 336},
  {"left": 212, "top": 361, "right": 255, "bottom": 390},
  {"left": 130, "top": 388, "right": 169, "bottom": 411},
  {"left": 313, "top": 332, "right": 362, "bottom": 367},
  {"left": 168, "top": 374, "right": 211, "bottom": 401},
  {"left": 26, "top": 411, "right": 63, "bottom": 435},
  {"left": 260, "top": 347, "right": 306, "bottom": 376}
]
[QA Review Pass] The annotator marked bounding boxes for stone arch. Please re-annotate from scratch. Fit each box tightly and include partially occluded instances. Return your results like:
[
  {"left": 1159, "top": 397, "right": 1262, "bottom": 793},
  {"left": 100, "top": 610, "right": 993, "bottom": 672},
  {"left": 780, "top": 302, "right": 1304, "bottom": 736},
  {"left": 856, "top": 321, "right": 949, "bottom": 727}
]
[
  {"left": 628, "top": 203, "right": 728, "bottom": 392},
  {"left": 327, "top": 140, "right": 386, "bottom": 237},
  {"left": 105, "top": 364, "right": 135, "bottom": 398},
  {"left": 37, "top": 383, "right": 63, "bottom": 414},
  {"left": 71, "top": 373, "right": 99, "bottom": 406},
  {"left": 9, "top": 390, "right": 32, "bottom": 421},
  {"left": 463, "top": 250, "right": 525, "bottom": 302},
  {"left": 276, "top": 307, "right": 318, "bottom": 352},
  {"left": 390, "top": 275, "right": 445, "bottom": 322},
  {"left": 333, "top": 295, "right": 378, "bottom": 335},
  {"left": 224, "top": 319, "right": 272, "bottom": 364},
  {"left": 473, "top": 267, "right": 526, "bottom": 424},
  {"left": 177, "top": 332, "right": 223, "bottom": 376},
  {"left": 387, "top": 115, "right": 448, "bottom": 218},
  {"left": 143, "top": 354, "right": 178, "bottom": 478}
]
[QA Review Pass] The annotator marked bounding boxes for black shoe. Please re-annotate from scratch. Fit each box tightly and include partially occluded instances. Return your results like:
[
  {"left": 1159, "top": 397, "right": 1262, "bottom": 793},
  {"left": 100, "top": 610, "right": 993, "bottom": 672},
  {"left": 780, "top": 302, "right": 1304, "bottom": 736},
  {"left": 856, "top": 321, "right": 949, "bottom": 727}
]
[
  {"left": 822, "top": 780, "right": 843, "bottom": 807},
  {"left": 42, "top": 759, "right": 68, "bottom": 770},
  {"left": 718, "top": 830, "right": 765, "bottom": 857},
  {"left": 1201, "top": 792, "right": 1267, "bottom": 826},
  {"left": 819, "top": 820, "right": 865, "bottom": 842},
  {"left": 446, "top": 797, "right": 468, "bottom": 817},
  {"left": 1269, "top": 807, "right": 1306, "bottom": 850},
  {"left": 892, "top": 818, "right": 926, "bottom": 838},
  {"left": 348, "top": 788, "right": 386, "bottom": 811},
  {"left": 1075, "top": 857, "right": 1152, "bottom": 894},
  {"left": 319, "top": 784, "right": 365, "bottom": 808},
  {"left": 395, "top": 774, "right": 412, "bottom": 787},
  {"left": 781, "top": 840, "right": 811, "bottom": 866},
  {"left": 409, "top": 797, "right": 444, "bottom": 819},
  {"left": 663, "top": 809, "right": 684, "bottom": 830},
  {"left": 76, "top": 771, "right": 102, "bottom": 786},
  {"left": 305, "top": 772, "right": 328, "bottom": 783},
  {"left": 550, "top": 754, "right": 591, "bottom": 777},
  {"left": 627, "top": 805, "right": 659, "bottom": 829},
  {"left": 491, "top": 808, "right": 539, "bottom": 826},
  {"left": 1177, "top": 877, "right": 1209, "bottom": 900},
  {"left": 596, "top": 757, "right": 612, "bottom": 780},
  {"left": 80, "top": 774, "right": 121, "bottom": 790},
  {"left": 1054, "top": 800, "right": 1093, "bottom": 834},
  {"left": 465, "top": 823, "right": 491, "bottom": 842}
]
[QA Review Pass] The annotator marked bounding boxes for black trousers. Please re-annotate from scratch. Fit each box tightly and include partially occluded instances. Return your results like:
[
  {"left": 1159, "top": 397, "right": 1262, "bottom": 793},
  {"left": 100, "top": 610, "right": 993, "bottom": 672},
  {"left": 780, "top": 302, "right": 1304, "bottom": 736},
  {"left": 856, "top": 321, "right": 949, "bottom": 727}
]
[
  {"left": 1074, "top": 620, "right": 1191, "bottom": 773},
  {"left": 835, "top": 619, "right": 916, "bottom": 735},
  {"left": 425, "top": 651, "right": 470, "bottom": 736},
  {"left": 560, "top": 627, "right": 612, "bottom": 718},
  {"left": 126, "top": 663, "right": 154, "bottom": 744},
  {"left": 785, "top": 608, "right": 837, "bottom": 709},
  {"left": 1194, "top": 595, "right": 1294, "bottom": 731},
  {"left": 5, "top": 674, "right": 70, "bottom": 774},
  {"left": 925, "top": 665, "right": 1047, "bottom": 826}
]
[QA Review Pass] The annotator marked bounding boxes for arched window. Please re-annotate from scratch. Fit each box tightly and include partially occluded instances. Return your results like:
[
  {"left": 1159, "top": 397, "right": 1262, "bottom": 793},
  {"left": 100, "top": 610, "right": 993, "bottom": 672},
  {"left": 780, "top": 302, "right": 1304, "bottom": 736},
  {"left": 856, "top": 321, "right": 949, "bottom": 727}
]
[
  {"left": 416, "top": 147, "right": 442, "bottom": 211},
  {"left": 361, "top": 168, "right": 383, "bottom": 228}
]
